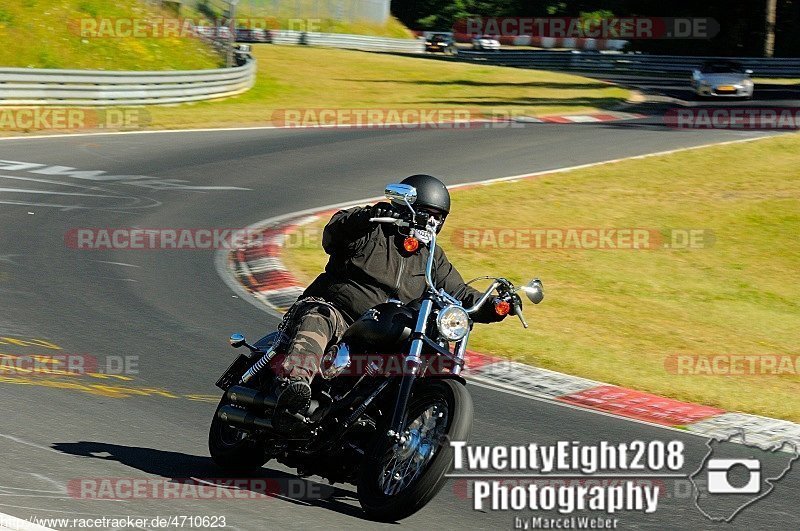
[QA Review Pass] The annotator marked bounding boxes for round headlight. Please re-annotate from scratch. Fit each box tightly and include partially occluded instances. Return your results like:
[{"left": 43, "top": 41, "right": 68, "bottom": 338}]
[{"left": 436, "top": 305, "right": 470, "bottom": 341}]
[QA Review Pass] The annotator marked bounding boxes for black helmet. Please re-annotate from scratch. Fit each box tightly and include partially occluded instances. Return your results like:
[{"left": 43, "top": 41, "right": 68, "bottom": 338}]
[{"left": 400, "top": 174, "right": 450, "bottom": 216}]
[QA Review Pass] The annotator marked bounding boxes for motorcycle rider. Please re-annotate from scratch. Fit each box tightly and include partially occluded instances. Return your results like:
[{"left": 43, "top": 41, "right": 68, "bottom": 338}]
[{"left": 276, "top": 174, "right": 509, "bottom": 413}]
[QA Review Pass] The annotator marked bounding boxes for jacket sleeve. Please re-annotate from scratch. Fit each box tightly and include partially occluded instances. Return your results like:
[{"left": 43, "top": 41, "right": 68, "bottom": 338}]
[
  {"left": 433, "top": 246, "right": 500, "bottom": 323},
  {"left": 321, "top": 205, "right": 376, "bottom": 255}
]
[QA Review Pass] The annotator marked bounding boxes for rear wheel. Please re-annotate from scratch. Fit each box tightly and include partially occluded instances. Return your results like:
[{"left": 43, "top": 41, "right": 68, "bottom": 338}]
[
  {"left": 357, "top": 379, "right": 473, "bottom": 521},
  {"left": 208, "top": 398, "right": 268, "bottom": 474}
]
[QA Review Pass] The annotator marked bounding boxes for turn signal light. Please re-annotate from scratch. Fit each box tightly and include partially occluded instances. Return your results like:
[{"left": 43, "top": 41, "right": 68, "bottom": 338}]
[
  {"left": 403, "top": 236, "right": 419, "bottom": 253},
  {"left": 494, "top": 300, "right": 511, "bottom": 316}
]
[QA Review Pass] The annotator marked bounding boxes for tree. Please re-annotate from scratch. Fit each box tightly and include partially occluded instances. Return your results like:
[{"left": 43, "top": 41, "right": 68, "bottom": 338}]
[{"left": 765, "top": 0, "right": 777, "bottom": 56}]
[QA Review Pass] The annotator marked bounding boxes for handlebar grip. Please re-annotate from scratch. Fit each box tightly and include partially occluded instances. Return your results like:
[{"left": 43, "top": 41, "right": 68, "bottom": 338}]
[{"left": 369, "top": 217, "right": 410, "bottom": 228}]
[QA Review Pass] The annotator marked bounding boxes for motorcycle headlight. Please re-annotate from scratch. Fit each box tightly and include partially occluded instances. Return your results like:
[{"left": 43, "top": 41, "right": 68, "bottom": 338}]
[{"left": 436, "top": 305, "right": 470, "bottom": 341}]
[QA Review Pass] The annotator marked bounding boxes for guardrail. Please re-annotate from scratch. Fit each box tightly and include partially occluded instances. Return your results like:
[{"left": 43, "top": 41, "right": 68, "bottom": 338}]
[
  {"left": 454, "top": 50, "right": 800, "bottom": 77},
  {"left": 0, "top": 59, "right": 257, "bottom": 106},
  {"left": 270, "top": 30, "right": 424, "bottom": 53}
]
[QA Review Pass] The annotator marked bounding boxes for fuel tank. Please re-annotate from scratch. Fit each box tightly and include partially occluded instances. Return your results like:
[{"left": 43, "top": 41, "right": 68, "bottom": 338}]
[{"left": 341, "top": 302, "right": 415, "bottom": 352}]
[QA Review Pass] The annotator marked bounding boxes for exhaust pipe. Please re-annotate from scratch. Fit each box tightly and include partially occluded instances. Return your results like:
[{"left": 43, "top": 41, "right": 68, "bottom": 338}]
[
  {"left": 226, "top": 385, "right": 277, "bottom": 410},
  {"left": 217, "top": 404, "right": 273, "bottom": 430}
]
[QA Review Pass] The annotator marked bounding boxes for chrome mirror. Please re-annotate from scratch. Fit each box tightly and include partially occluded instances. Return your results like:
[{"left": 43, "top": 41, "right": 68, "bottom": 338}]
[
  {"left": 385, "top": 184, "right": 417, "bottom": 205},
  {"left": 229, "top": 333, "right": 246, "bottom": 348},
  {"left": 520, "top": 279, "right": 544, "bottom": 304}
]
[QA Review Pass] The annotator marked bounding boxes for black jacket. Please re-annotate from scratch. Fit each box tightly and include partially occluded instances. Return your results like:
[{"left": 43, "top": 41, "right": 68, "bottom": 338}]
[{"left": 302, "top": 203, "right": 491, "bottom": 323}]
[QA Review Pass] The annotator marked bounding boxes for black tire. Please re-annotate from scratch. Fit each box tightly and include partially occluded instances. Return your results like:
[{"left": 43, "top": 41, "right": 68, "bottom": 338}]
[
  {"left": 208, "top": 398, "right": 267, "bottom": 474},
  {"left": 357, "top": 379, "right": 473, "bottom": 522}
]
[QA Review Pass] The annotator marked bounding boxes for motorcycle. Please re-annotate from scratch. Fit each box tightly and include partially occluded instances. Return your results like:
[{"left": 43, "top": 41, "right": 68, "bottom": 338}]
[{"left": 208, "top": 183, "right": 544, "bottom": 521}]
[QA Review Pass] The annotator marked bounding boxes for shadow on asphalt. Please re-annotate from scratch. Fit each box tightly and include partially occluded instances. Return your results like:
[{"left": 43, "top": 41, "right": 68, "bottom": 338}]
[
  {"left": 51, "top": 441, "right": 380, "bottom": 521},
  {"left": 422, "top": 96, "right": 628, "bottom": 108},
  {"left": 341, "top": 79, "right": 612, "bottom": 90}
]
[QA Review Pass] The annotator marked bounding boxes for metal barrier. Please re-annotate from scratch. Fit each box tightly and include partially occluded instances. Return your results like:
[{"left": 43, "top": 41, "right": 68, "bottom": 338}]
[
  {"left": 0, "top": 29, "right": 421, "bottom": 106},
  {"left": 0, "top": 59, "right": 257, "bottom": 106},
  {"left": 454, "top": 50, "right": 800, "bottom": 77},
  {"left": 270, "top": 30, "right": 424, "bottom": 53}
]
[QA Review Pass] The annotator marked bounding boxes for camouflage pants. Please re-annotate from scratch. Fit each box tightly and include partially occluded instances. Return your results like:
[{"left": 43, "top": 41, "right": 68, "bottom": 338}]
[{"left": 280, "top": 301, "right": 348, "bottom": 382}]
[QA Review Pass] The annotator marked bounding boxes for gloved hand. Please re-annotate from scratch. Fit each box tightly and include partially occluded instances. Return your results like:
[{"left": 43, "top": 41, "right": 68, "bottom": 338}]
[
  {"left": 370, "top": 202, "right": 402, "bottom": 220},
  {"left": 472, "top": 296, "right": 510, "bottom": 323},
  {"left": 347, "top": 202, "right": 402, "bottom": 234}
]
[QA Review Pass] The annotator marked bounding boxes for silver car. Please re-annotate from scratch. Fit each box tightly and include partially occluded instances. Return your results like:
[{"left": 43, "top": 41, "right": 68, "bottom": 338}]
[
  {"left": 691, "top": 61, "right": 754, "bottom": 98},
  {"left": 472, "top": 35, "right": 501, "bottom": 51}
]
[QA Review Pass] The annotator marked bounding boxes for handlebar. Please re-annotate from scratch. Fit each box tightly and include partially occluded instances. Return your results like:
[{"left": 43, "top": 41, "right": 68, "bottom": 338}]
[
  {"left": 465, "top": 278, "right": 529, "bottom": 328},
  {"left": 463, "top": 280, "right": 502, "bottom": 314},
  {"left": 370, "top": 215, "right": 535, "bottom": 329},
  {"left": 512, "top": 297, "right": 528, "bottom": 328}
]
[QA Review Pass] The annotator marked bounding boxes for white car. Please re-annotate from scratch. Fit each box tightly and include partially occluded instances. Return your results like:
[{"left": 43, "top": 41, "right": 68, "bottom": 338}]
[
  {"left": 691, "top": 61, "right": 755, "bottom": 99},
  {"left": 472, "top": 35, "right": 501, "bottom": 51}
]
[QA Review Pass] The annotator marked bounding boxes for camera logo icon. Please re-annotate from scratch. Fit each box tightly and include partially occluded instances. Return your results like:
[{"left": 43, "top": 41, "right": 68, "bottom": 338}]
[{"left": 707, "top": 458, "right": 761, "bottom": 494}]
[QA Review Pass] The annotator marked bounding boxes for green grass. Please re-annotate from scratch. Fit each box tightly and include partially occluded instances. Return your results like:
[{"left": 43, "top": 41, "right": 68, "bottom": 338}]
[
  {"left": 753, "top": 78, "right": 800, "bottom": 85},
  {"left": 71, "top": 45, "right": 630, "bottom": 131},
  {"left": 283, "top": 134, "right": 800, "bottom": 422},
  {"left": 0, "top": 44, "right": 630, "bottom": 133},
  {"left": 0, "top": 0, "right": 220, "bottom": 69}
]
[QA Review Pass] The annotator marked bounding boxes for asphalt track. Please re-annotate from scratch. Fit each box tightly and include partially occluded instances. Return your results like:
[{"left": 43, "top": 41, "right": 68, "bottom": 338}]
[{"left": 0, "top": 122, "right": 796, "bottom": 530}]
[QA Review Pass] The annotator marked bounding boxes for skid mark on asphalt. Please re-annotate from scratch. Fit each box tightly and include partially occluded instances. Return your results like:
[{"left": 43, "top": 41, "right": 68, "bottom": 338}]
[
  {"left": 0, "top": 434, "right": 62, "bottom": 455},
  {"left": 29, "top": 474, "right": 68, "bottom": 494},
  {"left": 0, "top": 174, "right": 162, "bottom": 212},
  {"left": 89, "top": 260, "right": 141, "bottom": 268}
]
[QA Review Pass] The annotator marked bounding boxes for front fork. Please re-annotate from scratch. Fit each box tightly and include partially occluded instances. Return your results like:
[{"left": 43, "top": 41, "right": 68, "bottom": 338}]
[
  {"left": 387, "top": 298, "right": 432, "bottom": 441},
  {"left": 387, "top": 298, "right": 468, "bottom": 441}
]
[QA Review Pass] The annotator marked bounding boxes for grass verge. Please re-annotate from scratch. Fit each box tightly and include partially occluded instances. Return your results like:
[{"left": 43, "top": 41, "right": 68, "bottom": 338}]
[
  {"left": 0, "top": 0, "right": 220, "bottom": 70},
  {"left": 754, "top": 78, "right": 800, "bottom": 85},
  {"left": 0, "top": 45, "right": 629, "bottom": 135},
  {"left": 282, "top": 134, "right": 800, "bottom": 422}
]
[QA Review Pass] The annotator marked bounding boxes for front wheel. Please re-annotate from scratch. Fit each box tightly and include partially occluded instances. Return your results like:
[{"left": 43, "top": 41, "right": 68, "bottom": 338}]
[
  {"left": 208, "top": 398, "right": 268, "bottom": 474},
  {"left": 357, "top": 379, "right": 474, "bottom": 521}
]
